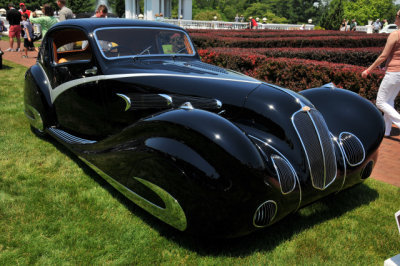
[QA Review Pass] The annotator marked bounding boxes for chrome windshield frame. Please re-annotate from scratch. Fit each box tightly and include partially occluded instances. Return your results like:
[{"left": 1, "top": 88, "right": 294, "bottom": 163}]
[{"left": 93, "top": 26, "right": 197, "bottom": 60}]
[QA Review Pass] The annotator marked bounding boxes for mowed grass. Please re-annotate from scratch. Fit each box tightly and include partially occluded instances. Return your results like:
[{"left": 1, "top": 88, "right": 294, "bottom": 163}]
[{"left": 0, "top": 60, "right": 399, "bottom": 264}]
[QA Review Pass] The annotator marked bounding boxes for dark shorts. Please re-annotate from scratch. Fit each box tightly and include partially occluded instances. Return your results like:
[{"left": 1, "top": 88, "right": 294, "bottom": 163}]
[{"left": 24, "top": 38, "right": 34, "bottom": 49}]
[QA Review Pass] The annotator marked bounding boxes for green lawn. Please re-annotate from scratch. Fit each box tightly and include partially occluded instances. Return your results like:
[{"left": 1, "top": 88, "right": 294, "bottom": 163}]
[{"left": 0, "top": 60, "right": 399, "bottom": 264}]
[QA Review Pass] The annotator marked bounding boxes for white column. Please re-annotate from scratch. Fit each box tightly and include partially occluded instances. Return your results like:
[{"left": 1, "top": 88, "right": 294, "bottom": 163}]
[
  {"left": 164, "top": 0, "right": 171, "bottom": 18},
  {"left": 178, "top": 0, "right": 182, "bottom": 19},
  {"left": 182, "top": 0, "right": 192, "bottom": 20},
  {"left": 145, "top": 0, "right": 162, "bottom": 20},
  {"left": 125, "top": 0, "right": 137, "bottom": 19}
]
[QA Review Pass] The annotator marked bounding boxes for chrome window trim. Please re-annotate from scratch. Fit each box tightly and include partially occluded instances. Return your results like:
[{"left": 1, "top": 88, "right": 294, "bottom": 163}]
[
  {"left": 93, "top": 26, "right": 197, "bottom": 60},
  {"left": 291, "top": 108, "right": 337, "bottom": 191},
  {"left": 248, "top": 134, "right": 302, "bottom": 211},
  {"left": 253, "top": 200, "right": 277, "bottom": 228},
  {"left": 339, "top": 132, "right": 366, "bottom": 167}
]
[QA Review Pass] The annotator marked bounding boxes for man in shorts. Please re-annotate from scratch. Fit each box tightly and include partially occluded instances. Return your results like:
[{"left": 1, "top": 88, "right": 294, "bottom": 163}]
[{"left": 6, "top": 3, "right": 21, "bottom": 52}]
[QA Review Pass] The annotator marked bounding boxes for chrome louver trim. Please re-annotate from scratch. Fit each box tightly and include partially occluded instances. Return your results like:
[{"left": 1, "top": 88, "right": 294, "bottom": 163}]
[
  {"left": 116, "top": 93, "right": 131, "bottom": 111},
  {"left": 253, "top": 200, "right": 277, "bottom": 228},
  {"left": 339, "top": 132, "right": 365, "bottom": 167},
  {"left": 291, "top": 108, "right": 337, "bottom": 190},
  {"left": 271, "top": 155, "right": 297, "bottom": 194},
  {"left": 48, "top": 128, "right": 97, "bottom": 144},
  {"left": 330, "top": 133, "right": 347, "bottom": 192}
]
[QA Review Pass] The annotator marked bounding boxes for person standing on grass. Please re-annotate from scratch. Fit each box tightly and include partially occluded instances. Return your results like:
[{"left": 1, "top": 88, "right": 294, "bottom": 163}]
[
  {"left": 21, "top": 13, "right": 33, "bottom": 58},
  {"left": 362, "top": 9, "right": 400, "bottom": 137},
  {"left": 6, "top": 3, "right": 22, "bottom": 52},
  {"left": 29, "top": 4, "right": 58, "bottom": 38},
  {"left": 56, "top": 0, "right": 73, "bottom": 21}
]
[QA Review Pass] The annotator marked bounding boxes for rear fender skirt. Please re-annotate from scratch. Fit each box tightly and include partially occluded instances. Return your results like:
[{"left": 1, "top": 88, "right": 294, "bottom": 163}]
[{"left": 79, "top": 156, "right": 187, "bottom": 231}]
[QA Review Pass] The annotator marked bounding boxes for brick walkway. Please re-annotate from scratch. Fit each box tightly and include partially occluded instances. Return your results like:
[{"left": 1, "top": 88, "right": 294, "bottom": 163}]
[{"left": 1, "top": 40, "right": 399, "bottom": 187}]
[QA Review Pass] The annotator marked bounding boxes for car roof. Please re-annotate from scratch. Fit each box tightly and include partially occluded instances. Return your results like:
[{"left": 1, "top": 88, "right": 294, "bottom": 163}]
[{"left": 53, "top": 18, "right": 184, "bottom": 32}]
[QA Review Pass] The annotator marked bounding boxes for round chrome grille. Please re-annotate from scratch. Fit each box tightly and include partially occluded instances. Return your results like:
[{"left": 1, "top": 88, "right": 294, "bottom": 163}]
[
  {"left": 271, "top": 155, "right": 296, "bottom": 194},
  {"left": 253, "top": 200, "right": 277, "bottom": 227},
  {"left": 340, "top": 132, "right": 365, "bottom": 166}
]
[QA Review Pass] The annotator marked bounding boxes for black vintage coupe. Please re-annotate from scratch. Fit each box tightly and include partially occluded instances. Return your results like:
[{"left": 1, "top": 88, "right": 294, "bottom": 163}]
[{"left": 24, "top": 19, "right": 385, "bottom": 238}]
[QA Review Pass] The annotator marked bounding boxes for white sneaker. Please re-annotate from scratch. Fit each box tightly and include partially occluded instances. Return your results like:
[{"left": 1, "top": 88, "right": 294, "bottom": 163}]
[
  {"left": 5, "top": 48, "right": 14, "bottom": 52},
  {"left": 15, "top": 48, "right": 21, "bottom": 52}
]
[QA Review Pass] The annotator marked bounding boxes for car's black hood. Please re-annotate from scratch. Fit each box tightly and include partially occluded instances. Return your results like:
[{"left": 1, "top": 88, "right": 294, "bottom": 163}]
[{"left": 100, "top": 58, "right": 262, "bottom": 107}]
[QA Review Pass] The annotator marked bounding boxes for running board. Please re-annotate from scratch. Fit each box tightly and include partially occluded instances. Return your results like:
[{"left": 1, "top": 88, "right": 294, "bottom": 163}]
[{"left": 47, "top": 128, "right": 97, "bottom": 145}]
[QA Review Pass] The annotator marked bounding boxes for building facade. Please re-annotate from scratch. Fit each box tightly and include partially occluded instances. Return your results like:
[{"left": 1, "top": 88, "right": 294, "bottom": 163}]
[{"left": 125, "top": 0, "right": 192, "bottom": 20}]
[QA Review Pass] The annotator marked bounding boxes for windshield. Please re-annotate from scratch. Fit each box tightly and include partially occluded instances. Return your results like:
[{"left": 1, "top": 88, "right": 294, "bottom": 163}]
[{"left": 94, "top": 27, "right": 195, "bottom": 59}]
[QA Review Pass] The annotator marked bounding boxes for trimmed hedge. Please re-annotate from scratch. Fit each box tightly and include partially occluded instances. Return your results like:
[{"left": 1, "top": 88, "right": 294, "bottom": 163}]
[
  {"left": 191, "top": 35, "right": 387, "bottom": 49},
  {"left": 198, "top": 49, "right": 393, "bottom": 108},
  {"left": 207, "top": 47, "right": 383, "bottom": 67}
]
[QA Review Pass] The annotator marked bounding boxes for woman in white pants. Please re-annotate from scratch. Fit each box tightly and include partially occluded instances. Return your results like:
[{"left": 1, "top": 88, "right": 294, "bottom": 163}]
[{"left": 362, "top": 10, "right": 400, "bottom": 137}]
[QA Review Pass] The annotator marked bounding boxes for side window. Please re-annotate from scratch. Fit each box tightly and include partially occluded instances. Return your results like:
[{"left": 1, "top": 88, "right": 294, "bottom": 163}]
[{"left": 50, "top": 29, "right": 92, "bottom": 64}]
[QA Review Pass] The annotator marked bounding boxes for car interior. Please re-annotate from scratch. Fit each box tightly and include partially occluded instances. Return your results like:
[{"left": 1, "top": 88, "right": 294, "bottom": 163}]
[
  {"left": 51, "top": 29, "right": 92, "bottom": 64},
  {"left": 95, "top": 28, "right": 194, "bottom": 58}
]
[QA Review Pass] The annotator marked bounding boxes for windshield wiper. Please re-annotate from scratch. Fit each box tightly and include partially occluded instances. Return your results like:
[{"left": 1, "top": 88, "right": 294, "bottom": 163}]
[{"left": 138, "top": 45, "right": 152, "bottom": 55}]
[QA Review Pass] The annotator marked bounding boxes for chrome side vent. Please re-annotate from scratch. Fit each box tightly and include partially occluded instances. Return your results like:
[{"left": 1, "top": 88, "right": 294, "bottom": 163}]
[
  {"left": 271, "top": 155, "right": 296, "bottom": 194},
  {"left": 48, "top": 128, "right": 97, "bottom": 144},
  {"left": 292, "top": 109, "right": 337, "bottom": 190},
  {"left": 339, "top": 132, "right": 365, "bottom": 166},
  {"left": 253, "top": 200, "right": 277, "bottom": 227}
]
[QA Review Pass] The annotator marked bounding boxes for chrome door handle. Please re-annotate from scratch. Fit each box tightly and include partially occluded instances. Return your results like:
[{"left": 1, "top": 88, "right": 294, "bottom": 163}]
[{"left": 84, "top": 66, "right": 97, "bottom": 75}]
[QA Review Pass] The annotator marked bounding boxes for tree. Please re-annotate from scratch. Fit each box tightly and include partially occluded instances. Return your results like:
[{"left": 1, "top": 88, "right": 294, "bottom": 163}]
[
  {"left": 113, "top": 0, "right": 125, "bottom": 17},
  {"left": 243, "top": 2, "right": 288, "bottom": 23},
  {"left": 193, "top": 10, "right": 224, "bottom": 21},
  {"left": 320, "top": 0, "right": 344, "bottom": 29},
  {"left": 286, "top": 0, "right": 322, "bottom": 24},
  {"left": 69, "top": 0, "right": 95, "bottom": 14},
  {"left": 343, "top": 0, "right": 396, "bottom": 25}
]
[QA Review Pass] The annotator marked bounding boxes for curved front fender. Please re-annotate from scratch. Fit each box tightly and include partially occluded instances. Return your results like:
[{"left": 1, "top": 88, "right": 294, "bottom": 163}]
[{"left": 145, "top": 108, "right": 265, "bottom": 170}]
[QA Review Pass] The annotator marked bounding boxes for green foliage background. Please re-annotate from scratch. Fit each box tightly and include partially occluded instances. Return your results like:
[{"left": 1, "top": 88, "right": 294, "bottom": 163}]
[{"left": 0, "top": 0, "right": 399, "bottom": 27}]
